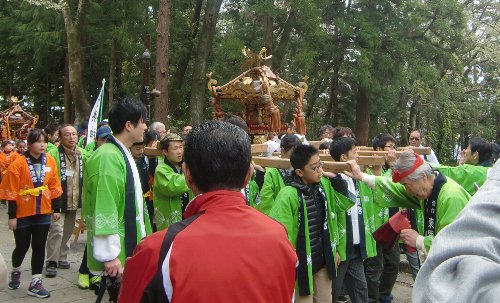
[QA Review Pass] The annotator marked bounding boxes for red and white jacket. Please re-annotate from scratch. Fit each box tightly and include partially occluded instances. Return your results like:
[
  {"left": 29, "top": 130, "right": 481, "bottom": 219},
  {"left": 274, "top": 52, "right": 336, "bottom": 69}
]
[{"left": 119, "top": 190, "right": 297, "bottom": 303}]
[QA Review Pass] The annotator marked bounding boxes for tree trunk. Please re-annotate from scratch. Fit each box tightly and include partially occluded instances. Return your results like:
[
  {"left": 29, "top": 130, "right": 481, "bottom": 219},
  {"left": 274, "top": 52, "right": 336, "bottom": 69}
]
[
  {"left": 409, "top": 99, "right": 420, "bottom": 131},
  {"left": 61, "top": 0, "right": 90, "bottom": 123},
  {"left": 170, "top": 0, "right": 203, "bottom": 120},
  {"left": 397, "top": 87, "right": 408, "bottom": 144},
  {"left": 325, "top": 67, "right": 340, "bottom": 126},
  {"left": 108, "top": 37, "right": 117, "bottom": 110},
  {"left": 64, "top": 52, "right": 74, "bottom": 124},
  {"left": 188, "top": 0, "right": 224, "bottom": 125},
  {"left": 153, "top": 0, "right": 172, "bottom": 124},
  {"left": 263, "top": 8, "right": 273, "bottom": 67},
  {"left": 272, "top": 11, "right": 294, "bottom": 73},
  {"left": 45, "top": 71, "right": 51, "bottom": 124},
  {"left": 355, "top": 86, "right": 370, "bottom": 146}
]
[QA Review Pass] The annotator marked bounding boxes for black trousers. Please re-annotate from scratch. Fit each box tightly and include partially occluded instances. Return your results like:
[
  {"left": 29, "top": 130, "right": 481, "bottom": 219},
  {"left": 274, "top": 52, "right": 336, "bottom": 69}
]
[
  {"left": 364, "top": 243, "right": 400, "bottom": 302},
  {"left": 12, "top": 223, "right": 50, "bottom": 275},
  {"left": 332, "top": 246, "right": 368, "bottom": 303}
]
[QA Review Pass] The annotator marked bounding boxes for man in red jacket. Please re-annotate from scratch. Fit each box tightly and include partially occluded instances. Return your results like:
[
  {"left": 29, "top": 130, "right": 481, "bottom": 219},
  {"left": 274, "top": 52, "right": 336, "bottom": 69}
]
[{"left": 119, "top": 120, "right": 297, "bottom": 303}]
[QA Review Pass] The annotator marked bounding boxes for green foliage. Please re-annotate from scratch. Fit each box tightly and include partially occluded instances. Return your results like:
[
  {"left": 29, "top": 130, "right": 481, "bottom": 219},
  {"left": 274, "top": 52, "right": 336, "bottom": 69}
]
[{"left": 0, "top": 0, "right": 498, "bottom": 161}]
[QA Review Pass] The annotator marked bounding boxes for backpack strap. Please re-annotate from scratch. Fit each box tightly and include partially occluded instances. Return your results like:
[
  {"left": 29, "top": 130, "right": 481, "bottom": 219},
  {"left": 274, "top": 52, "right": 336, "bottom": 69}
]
[{"left": 140, "top": 212, "right": 204, "bottom": 303}]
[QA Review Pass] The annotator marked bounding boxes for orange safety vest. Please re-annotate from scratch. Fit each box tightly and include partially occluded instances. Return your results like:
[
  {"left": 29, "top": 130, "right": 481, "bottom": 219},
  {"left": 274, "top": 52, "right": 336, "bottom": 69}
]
[{"left": 0, "top": 154, "right": 62, "bottom": 218}]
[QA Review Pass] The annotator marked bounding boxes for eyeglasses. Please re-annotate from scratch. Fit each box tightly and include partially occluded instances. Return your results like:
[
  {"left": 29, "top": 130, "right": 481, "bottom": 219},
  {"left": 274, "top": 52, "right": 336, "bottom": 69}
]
[
  {"left": 384, "top": 144, "right": 397, "bottom": 149},
  {"left": 61, "top": 133, "right": 78, "bottom": 138},
  {"left": 409, "top": 137, "right": 420, "bottom": 141},
  {"left": 309, "top": 161, "right": 324, "bottom": 172}
]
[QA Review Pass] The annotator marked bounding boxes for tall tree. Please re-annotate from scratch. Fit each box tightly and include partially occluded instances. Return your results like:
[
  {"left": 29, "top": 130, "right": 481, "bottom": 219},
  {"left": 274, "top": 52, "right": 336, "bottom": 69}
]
[
  {"left": 24, "top": 0, "right": 90, "bottom": 122},
  {"left": 188, "top": 0, "right": 224, "bottom": 125},
  {"left": 153, "top": 0, "right": 172, "bottom": 123}
]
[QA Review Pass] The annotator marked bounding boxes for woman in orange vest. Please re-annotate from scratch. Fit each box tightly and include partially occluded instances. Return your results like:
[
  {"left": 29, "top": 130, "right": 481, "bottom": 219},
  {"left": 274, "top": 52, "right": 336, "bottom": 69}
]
[{"left": 0, "top": 129, "right": 63, "bottom": 299}]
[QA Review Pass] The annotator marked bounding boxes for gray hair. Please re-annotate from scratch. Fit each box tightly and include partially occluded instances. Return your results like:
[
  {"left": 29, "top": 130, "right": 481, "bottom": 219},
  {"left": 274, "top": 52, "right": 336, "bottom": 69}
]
[
  {"left": 149, "top": 121, "right": 165, "bottom": 132},
  {"left": 393, "top": 151, "right": 434, "bottom": 181}
]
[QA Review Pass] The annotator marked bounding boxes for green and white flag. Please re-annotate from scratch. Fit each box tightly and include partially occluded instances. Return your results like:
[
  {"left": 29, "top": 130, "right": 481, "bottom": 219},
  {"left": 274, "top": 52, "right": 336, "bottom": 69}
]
[{"left": 86, "top": 79, "right": 106, "bottom": 144}]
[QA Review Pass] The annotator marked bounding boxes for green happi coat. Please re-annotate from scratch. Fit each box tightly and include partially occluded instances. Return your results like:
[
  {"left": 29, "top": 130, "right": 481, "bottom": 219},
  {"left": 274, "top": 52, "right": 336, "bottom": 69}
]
[
  {"left": 270, "top": 177, "right": 353, "bottom": 294},
  {"left": 373, "top": 175, "right": 470, "bottom": 251},
  {"left": 153, "top": 159, "right": 192, "bottom": 230},
  {"left": 365, "top": 167, "right": 393, "bottom": 229},
  {"left": 85, "top": 141, "right": 96, "bottom": 153},
  {"left": 48, "top": 146, "right": 89, "bottom": 212},
  {"left": 46, "top": 142, "right": 57, "bottom": 154},
  {"left": 259, "top": 167, "right": 289, "bottom": 215},
  {"left": 242, "top": 178, "right": 260, "bottom": 209},
  {"left": 84, "top": 143, "right": 152, "bottom": 272},
  {"left": 432, "top": 164, "right": 490, "bottom": 196},
  {"left": 48, "top": 146, "right": 90, "bottom": 178},
  {"left": 336, "top": 177, "right": 377, "bottom": 261}
]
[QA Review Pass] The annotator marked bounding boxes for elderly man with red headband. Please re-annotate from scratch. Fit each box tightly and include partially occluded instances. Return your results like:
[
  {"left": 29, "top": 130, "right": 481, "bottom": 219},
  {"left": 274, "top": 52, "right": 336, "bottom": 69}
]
[{"left": 346, "top": 151, "right": 470, "bottom": 260}]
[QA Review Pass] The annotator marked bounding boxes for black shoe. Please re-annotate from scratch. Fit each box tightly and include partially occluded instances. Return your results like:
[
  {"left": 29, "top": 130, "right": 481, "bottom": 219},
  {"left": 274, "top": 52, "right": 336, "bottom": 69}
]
[
  {"left": 58, "top": 260, "right": 70, "bottom": 269},
  {"left": 45, "top": 261, "right": 57, "bottom": 278}
]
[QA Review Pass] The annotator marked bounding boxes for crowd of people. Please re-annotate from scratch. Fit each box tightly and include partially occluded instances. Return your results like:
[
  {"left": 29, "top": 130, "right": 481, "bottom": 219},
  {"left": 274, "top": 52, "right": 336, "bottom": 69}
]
[{"left": 0, "top": 97, "right": 497, "bottom": 302}]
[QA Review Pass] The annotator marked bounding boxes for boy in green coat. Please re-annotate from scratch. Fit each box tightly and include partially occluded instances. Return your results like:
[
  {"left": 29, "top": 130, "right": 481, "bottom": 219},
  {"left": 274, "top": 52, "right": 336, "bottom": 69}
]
[
  {"left": 271, "top": 145, "right": 353, "bottom": 302},
  {"left": 431, "top": 138, "right": 492, "bottom": 196},
  {"left": 329, "top": 137, "right": 377, "bottom": 303},
  {"left": 153, "top": 133, "right": 192, "bottom": 230},
  {"left": 259, "top": 134, "right": 303, "bottom": 214}
]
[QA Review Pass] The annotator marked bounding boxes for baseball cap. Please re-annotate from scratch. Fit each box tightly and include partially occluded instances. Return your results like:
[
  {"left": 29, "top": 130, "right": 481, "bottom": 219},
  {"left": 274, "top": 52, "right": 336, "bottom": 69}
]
[{"left": 96, "top": 126, "right": 112, "bottom": 139}]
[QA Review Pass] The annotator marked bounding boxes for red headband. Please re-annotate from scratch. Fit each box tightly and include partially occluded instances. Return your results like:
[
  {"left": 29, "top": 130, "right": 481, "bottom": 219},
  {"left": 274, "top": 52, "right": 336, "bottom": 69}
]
[{"left": 392, "top": 153, "right": 424, "bottom": 183}]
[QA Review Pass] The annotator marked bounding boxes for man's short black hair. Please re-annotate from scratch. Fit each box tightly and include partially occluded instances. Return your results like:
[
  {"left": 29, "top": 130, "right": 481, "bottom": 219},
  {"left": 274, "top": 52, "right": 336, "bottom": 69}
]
[
  {"left": 318, "top": 141, "right": 331, "bottom": 150},
  {"left": 108, "top": 98, "right": 147, "bottom": 135},
  {"left": 79, "top": 121, "right": 89, "bottom": 130},
  {"left": 469, "top": 137, "right": 492, "bottom": 164},
  {"left": 44, "top": 124, "right": 59, "bottom": 136},
  {"left": 184, "top": 120, "right": 251, "bottom": 192},
  {"left": 144, "top": 130, "right": 160, "bottom": 146},
  {"left": 329, "top": 137, "right": 356, "bottom": 161},
  {"left": 224, "top": 114, "right": 248, "bottom": 132},
  {"left": 491, "top": 143, "right": 500, "bottom": 163},
  {"left": 280, "top": 134, "right": 302, "bottom": 152},
  {"left": 290, "top": 145, "right": 319, "bottom": 170},
  {"left": 27, "top": 129, "right": 48, "bottom": 146},
  {"left": 372, "top": 133, "right": 396, "bottom": 150}
]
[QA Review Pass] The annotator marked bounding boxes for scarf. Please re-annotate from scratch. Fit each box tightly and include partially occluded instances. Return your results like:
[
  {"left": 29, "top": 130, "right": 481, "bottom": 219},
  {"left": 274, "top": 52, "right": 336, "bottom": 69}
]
[
  {"left": 107, "top": 136, "right": 146, "bottom": 257},
  {"left": 25, "top": 153, "right": 46, "bottom": 214},
  {"left": 424, "top": 172, "right": 446, "bottom": 237}
]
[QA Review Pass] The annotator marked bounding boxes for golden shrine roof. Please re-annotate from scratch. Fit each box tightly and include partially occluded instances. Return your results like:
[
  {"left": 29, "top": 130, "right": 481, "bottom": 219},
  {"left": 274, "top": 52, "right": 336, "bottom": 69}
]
[{"left": 208, "top": 66, "right": 308, "bottom": 104}]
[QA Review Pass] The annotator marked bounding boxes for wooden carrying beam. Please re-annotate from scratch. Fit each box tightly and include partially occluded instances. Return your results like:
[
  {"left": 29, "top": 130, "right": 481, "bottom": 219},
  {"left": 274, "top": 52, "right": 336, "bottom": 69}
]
[
  {"left": 355, "top": 146, "right": 431, "bottom": 155},
  {"left": 144, "top": 147, "right": 161, "bottom": 157},
  {"left": 308, "top": 141, "right": 322, "bottom": 149},
  {"left": 318, "top": 154, "right": 385, "bottom": 166},
  {"left": 251, "top": 143, "right": 269, "bottom": 154},
  {"left": 252, "top": 156, "right": 351, "bottom": 173},
  {"left": 357, "top": 148, "right": 431, "bottom": 156},
  {"left": 146, "top": 143, "right": 271, "bottom": 157}
]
